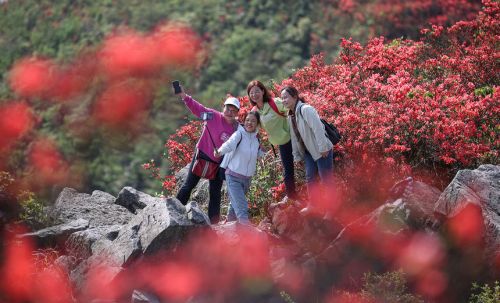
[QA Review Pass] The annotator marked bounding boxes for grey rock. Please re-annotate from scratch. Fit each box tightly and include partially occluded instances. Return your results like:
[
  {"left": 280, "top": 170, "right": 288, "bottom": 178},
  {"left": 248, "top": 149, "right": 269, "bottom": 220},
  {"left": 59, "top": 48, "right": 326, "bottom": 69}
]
[
  {"left": 269, "top": 201, "right": 303, "bottom": 239},
  {"left": 115, "top": 187, "right": 157, "bottom": 214},
  {"left": 131, "top": 290, "right": 161, "bottom": 303},
  {"left": 66, "top": 225, "right": 123, "bottom": 262},
  {"left": 73, "top": 197, "right": 196, "bottom": 292},
  {"left": 71, "top": 257, "right": 123, "bottom": 297},
  {"left": 186, "top": 201, "right": 210, "bottom": 225},
  {"left": 435, "top": 164, "right": 500, "bottom": 262},
  {"left": 54, "top": 255, "right": 78, "bottom": 273},
  {"left": 400, "top": 180, "right": 442, "bottom": 227},
  {"left": 49, "top": 188, "right": 133, "bottom": 228},
  {"left": 435, "top": 164, "right": 499, "bottom": 217},
  {"left": 268, "top": 199, "right": 341, "bottom": 254},
  {"left": 19, "top": 218, "right": 89, "bottom": 247},
  {"left": 212, "top": 221, "right": 269, "bottom": 252},
  {"left": 70, "top": 198, "right": 200, "bottom": 297},
  {"left": 347, "top": 178, "right": 442, "bottom": 236}
]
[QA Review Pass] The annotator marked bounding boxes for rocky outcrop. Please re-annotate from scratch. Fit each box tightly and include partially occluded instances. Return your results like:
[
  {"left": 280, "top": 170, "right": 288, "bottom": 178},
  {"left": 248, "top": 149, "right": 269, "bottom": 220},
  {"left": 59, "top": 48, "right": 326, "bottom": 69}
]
[
  {"left": 265, "top": 166, "right": 499, "bottom": 302},
  {"left": 16, "top": 165, "right": 499, "bottom": 303},
  {"left": 268, "top": 198, "right": 343, "bottom": 254},
  {"left": 24, "top": 186, "right": 213, "bottom": 300},
  {"left": 434, "top": 164, "right": 500, "bottom": 261},
  {"left": 434, "top": 164, "right": 499, "bottom": 217},
  {"left": 49, "top": 188, "right": 133, "bottom": 227},
  {"left": 115, "top": 186, "right": 157, "bottom": 214},
  {"left": 19, "top": 218, "right": 90, "bottom": 247},
  {"left": 351, "top": 178, "right": 442, "bottom": 235},
  {"left": 66, "top": 224, "right": 122, "bottom": 262}
]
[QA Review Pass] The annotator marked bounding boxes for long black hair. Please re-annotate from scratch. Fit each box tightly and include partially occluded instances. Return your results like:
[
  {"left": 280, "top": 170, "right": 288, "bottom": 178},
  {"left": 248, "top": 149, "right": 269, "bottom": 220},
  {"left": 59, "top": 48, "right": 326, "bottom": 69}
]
[{"left": 281, "top": 85, "right": 306, "bottom": 103}]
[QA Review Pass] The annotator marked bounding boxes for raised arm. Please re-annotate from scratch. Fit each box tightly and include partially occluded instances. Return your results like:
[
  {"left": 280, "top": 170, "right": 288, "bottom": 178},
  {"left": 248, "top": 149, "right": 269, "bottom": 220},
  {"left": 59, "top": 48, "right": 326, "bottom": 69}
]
[
  {"left": 215, "top": 130, "right": 242, "bottom": 157},
  {"left": 174, "top": 83, "right": 213, "bottom": 118}
]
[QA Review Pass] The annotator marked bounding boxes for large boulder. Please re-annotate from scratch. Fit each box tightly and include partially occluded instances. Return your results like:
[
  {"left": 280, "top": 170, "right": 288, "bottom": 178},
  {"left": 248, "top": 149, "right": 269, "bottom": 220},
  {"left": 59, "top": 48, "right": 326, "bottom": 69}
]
[
  {"left": 268, "top": 198, "right": 343, "bottom": 254},
  {"left": 434, "top": 164, "right": 500, "bottom": 261},
  {"left": 49, "top": 188, "right": 133, "bottom": 227},
  {"left": 19, "top": 218, "right": 89, "bottom": 248},
  {"left": 71, "top": 198, "right": 209, "bottom": 294},
  {"left": 115, "top": 187, "right": 158, "bottom": 214},
  {"left": 397, "top": 178, "right": 442, "bottom": 228},
  {"left": 355, "top": 178, "right": 442, "bottom": 234},
  {"left": 434, "top": 164, "right": 499, "bottom": 217},
  {"left": 66, "top": 225, "right": 122, "bottom": 262},
  {"left": 91, "top": 198, "right": 199, "bottom": 266}
]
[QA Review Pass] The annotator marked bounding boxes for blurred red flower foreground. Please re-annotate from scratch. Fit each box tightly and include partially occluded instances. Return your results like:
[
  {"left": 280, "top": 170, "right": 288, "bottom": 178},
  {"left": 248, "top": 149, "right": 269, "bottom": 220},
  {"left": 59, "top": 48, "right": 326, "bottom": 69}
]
[
  {"left": 0, "top": 1, "right": 498, "bottom": 302},
  {"left": 1, "top": 226, "right": 274, "bottom": 302},
  {"left": 1, "top": 22, "right": 203, "bottom": 184}
]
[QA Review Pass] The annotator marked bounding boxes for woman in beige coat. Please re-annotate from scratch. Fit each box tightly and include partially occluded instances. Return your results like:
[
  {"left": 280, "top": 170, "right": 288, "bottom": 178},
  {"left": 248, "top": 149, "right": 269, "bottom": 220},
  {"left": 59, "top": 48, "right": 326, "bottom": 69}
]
[{"left": 281, "top": 85, "right": 334, "bottom": 215}]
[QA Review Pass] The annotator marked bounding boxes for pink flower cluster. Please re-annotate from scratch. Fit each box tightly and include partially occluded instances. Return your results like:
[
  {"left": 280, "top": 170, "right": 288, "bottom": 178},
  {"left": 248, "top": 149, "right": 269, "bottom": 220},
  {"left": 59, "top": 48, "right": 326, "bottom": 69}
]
[{"left": 281, "top": 0, "right": 498, "bottom": 177}]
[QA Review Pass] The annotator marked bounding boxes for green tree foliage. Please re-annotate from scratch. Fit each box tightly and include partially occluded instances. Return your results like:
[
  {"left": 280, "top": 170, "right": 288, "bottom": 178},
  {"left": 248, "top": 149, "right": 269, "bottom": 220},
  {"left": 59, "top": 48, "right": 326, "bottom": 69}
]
[
  {"left": 469, "top": 281, "right": 500, "bottom": 303},
  {"left": 335, "top": 271, "right": 424, "bottom": 303},
  {"left": 0, "top": 0, "right": 484, "bottom": 199},
  {"left": 0, "top": 0, "right": 329, "bottom": 198}
]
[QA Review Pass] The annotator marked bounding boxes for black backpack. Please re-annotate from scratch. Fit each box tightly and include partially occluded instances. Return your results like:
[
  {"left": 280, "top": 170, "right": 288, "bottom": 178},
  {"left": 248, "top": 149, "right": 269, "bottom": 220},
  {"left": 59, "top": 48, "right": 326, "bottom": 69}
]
[
  {"left": 321, "top": 118, "right": 341, "bottom": 145},
  {"left": 299, "top": 104, "right": 341, "bottom": 146}
]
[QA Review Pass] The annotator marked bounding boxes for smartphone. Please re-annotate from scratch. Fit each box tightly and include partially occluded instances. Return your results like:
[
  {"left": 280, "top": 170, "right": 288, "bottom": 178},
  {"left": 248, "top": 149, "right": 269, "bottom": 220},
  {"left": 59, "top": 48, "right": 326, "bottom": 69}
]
[
  {"left": 201, "top": 112, "right": 213, "bottom": 121},
  {"left": 172, "top": 80, "right": 181, "bottom": 94}
]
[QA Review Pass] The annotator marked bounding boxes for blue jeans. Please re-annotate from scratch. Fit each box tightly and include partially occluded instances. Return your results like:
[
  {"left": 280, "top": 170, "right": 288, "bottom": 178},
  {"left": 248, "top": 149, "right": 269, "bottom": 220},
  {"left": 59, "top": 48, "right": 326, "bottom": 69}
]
[
  {"left": 304, "top": 149, "right": 334, "bottom": 203},
  {"left": 278, "top": 140, "right": 296, "bottom": 198},
  {"left": 225, "top": 174, "right": 251, "bottom": 224}
]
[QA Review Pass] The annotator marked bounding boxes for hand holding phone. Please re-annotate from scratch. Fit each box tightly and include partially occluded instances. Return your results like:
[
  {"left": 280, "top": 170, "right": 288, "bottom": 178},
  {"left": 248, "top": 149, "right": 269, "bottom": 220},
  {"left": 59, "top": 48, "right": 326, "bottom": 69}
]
[
  {"left": 172, "top": 80, "right": 182, "bottom": 94},
  {"left": 201, "top": 112, "right": 213, "bottom": 121}
]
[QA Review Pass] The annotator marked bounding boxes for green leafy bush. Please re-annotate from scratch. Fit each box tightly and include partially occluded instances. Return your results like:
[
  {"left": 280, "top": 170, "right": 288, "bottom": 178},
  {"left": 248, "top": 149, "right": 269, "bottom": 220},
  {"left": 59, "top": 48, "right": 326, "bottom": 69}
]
[
  {"left": 469, "top": 281, "right": 500, "bottom": 303},
  {"left": 18, "top": 190, "right": 52, "bottom": 230},
  {"left": 337, "top": 271, "right": 423, "bottom": 303},
  {"left": 361, "top": 271, "right": 424, "bottom": 303}
]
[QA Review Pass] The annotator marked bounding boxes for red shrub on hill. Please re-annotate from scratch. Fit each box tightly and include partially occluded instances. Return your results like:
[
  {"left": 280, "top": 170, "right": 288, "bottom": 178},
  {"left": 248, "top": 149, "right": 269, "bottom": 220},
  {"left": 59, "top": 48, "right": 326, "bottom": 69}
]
[{"left": 153, "top": 1, "right": 498, "bottom": 206}]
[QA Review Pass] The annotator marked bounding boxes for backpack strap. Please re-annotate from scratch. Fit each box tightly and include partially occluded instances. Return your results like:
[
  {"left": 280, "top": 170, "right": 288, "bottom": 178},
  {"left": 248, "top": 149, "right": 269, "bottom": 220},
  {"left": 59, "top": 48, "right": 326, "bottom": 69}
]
[
  {"left": 236, "top": 131, "right": 243, "bottom": 149},
  {"left": 299, "top": 104, "right": 335, "bottom": 144},
  {"left": 291, "top": 103, "right": 306, "bottom": 150},
  {"left": 271, "top": 145, "right": 277, "bottom": 157}
]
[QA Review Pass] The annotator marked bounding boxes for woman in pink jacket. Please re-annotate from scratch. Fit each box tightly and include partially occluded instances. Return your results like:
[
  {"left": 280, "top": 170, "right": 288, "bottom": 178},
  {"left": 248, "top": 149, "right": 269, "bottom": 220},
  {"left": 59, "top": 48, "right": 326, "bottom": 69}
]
[{"left": 175, "top": 85, "right": 240, "bottom": 223}]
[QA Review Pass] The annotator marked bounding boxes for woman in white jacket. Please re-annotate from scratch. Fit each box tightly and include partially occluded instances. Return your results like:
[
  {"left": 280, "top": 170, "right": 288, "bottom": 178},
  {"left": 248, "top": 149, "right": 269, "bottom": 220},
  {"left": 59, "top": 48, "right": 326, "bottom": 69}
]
[
  {"left": 281, "top": 86, "right": 334, "bottom": 216},
  {"left": 214, "top": 111, "right": 264, "bottom": 224}
]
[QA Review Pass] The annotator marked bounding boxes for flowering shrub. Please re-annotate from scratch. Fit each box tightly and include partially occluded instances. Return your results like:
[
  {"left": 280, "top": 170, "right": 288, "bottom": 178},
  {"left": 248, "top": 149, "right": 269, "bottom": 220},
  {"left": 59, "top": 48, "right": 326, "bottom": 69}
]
[
  {"left": 280, "top": 0, "right": 498, "bottom": 194},
  {"left": 0, "top": 21, "right": 204, "bottom": 198},
  {"left": 335, "top": 0, "right": 482, "bottom": 39},
  {"left": 153, "top": 0, "right": 498, "bottom": 215}
]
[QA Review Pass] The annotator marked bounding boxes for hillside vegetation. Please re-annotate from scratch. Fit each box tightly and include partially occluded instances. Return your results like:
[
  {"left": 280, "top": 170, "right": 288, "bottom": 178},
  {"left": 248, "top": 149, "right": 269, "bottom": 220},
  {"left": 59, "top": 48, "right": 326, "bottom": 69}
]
[{"left": 0, "top": 0, "right": 486, "bottom": 201}]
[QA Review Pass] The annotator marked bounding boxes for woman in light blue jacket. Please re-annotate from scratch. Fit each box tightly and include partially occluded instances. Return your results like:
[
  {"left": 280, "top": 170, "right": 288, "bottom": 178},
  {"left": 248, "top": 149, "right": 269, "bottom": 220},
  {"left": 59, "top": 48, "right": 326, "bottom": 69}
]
[{"left": 214, "top": 111, "right": 264, "bottom": 224}]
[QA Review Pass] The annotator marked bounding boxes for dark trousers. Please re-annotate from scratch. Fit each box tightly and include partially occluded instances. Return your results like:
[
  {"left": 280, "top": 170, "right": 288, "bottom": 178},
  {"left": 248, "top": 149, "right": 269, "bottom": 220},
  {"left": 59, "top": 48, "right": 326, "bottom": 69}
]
[
  {"left": 176, "top": 151, "right": 224, "bottom": 224},
  {"left": 278, "top": 140, "right": 296, "bottom": 199}
]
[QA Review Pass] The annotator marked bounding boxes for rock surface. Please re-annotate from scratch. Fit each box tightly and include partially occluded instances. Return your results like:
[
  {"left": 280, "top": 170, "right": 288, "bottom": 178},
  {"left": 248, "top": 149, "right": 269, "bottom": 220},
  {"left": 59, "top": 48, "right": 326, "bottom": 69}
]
[
  {"left": 49, "top": 188, "right": 133, "bottom": 227},
  {"left": 19, "top": 165, "right": 500, "bottom": 302}
]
